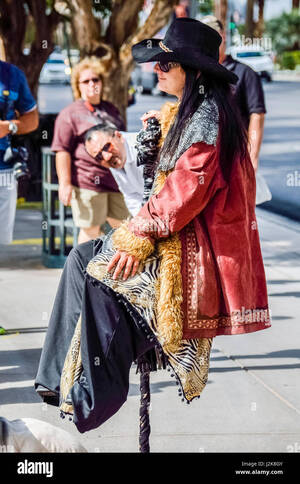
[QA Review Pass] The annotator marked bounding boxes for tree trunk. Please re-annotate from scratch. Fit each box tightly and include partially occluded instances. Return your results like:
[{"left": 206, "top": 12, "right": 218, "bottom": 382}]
[
  {"left": 66, "top": 0, "right": 103, "bottom": 58},
  {"left": 220, "top": 0, "right": 228, "bottom": 33},
  {"left": 245, "top": 0, "right": 255, "bottom": 39},
  {"left": 0, "top": 0, "right": 62, "bottom": 99},
  {"left": 254, "top": 0, "right": 264, "bottom": 38},
  {"left": 292, "top": 0, "right": 300, "bottom": 9},
  {"left": 214, "top": 0, "right": 228, "bottom": 31},
  {"left": 67, "top": 0, "right": 178, "bottom": 125}
]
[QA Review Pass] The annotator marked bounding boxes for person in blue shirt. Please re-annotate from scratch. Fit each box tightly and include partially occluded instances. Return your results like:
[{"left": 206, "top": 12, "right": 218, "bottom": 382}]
[{"left": 0, "top": 60, "right": 38, "bottom": 245}]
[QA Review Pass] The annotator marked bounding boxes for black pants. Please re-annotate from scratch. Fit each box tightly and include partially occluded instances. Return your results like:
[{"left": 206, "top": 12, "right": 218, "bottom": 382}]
[
  {"left": 35, "top": 239, "right": 156, "bottom": 432},
  {"left": 35, "top": 240, "right": 101, "bottom": 400}
]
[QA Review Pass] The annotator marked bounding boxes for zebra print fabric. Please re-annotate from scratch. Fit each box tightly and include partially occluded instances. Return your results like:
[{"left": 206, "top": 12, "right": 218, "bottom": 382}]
[{"left": 86, "top": 232, "right": 212, "bottom": 402}]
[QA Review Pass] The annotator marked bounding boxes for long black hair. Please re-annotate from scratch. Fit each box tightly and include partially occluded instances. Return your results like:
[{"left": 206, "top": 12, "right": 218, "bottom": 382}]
[{"left": 160, "top": 65, "right": 248, "bottom": 181}]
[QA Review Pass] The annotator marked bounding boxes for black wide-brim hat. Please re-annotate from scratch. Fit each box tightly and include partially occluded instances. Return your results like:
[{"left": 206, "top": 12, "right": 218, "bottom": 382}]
[{"left": 132, "top": 17, "right": 238, "bottom": 84}]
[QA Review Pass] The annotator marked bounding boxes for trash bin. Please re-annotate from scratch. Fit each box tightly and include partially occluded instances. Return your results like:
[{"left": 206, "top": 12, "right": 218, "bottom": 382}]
[{"left": 41, "top": 147, "right": 79, "bottom": 268}]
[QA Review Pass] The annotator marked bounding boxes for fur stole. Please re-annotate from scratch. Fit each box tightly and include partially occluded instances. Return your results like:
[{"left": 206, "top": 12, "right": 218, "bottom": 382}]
[{"left": 112, "top": 101, "right": 183, "bottom": 353}]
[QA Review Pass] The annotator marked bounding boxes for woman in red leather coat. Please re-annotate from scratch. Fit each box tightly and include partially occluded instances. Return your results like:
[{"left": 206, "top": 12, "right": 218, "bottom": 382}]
[
  {"left": 107, "top": 18, "right": 271, "bottom": 343},
  {"left": 36, "top": 18, "right": 271, "bottom": 433}
]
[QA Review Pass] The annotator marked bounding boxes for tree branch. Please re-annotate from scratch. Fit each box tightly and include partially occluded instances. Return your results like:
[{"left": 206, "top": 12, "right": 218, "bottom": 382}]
[
  {"left": 119, "top": 0, "right": 178, "bottom": 68},
  {"left": 106, "top": 0, "right": 144, "bottom": 49},
  {"left": 27, "top": 0, "right": 62, "bottom": 41},
  {"left": 64, "top": 0, "right": 103, "bottom": 55}
]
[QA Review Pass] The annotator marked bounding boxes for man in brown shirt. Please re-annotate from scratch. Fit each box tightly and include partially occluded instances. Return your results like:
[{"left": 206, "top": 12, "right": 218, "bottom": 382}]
[{"left": 51, "top": 58, "right": 129, "bottom": 243}]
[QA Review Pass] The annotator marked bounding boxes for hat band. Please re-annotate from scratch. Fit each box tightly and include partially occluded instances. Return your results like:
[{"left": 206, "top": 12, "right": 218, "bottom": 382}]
[{"left": 159, "top": 41, "right": 173, "bottom": 53}]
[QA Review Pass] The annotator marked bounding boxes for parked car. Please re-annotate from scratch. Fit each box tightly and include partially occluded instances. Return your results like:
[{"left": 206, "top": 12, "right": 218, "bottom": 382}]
[
  {"left": 132, "top": 64, "right": 167, "bottom": 95},
  {"left": 229, "top": 46, "right": 274, "bottom": 82},
  {"left": 131, "top": 64, "right": 154, "bottom": 94},
  {"left": 61, "top": 49, "right": 80, "bottom": 68},
  {"left": 39, "top": 53, "right": 71, "bottom": 84}
]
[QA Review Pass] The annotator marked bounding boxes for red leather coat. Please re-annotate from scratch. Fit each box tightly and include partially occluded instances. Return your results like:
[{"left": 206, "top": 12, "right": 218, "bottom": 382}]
[{"left": 129, "top": 139, "right": 271, "bottom": 339}]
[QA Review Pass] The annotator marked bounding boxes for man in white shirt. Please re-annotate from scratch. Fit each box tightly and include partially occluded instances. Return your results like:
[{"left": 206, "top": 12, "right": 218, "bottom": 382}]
[{"left": 84, "top": 125, "right": 144, "bottom": 216}]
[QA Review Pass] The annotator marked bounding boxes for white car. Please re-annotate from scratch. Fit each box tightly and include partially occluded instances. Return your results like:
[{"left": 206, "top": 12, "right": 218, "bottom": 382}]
[
  {"left": 39, "top": 53, "right": 71, "bottom": 84},
  {"left": 229, "top": 46, "right": 274, "bottom": 82},
  {"left": 61, "top": 49, "right": 80, "bottom": 68}
]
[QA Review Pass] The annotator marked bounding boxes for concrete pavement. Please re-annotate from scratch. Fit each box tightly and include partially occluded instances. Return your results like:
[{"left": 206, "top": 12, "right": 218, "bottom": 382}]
[{"left": 0, "top": 207, "right": 299, "bottom": 453}]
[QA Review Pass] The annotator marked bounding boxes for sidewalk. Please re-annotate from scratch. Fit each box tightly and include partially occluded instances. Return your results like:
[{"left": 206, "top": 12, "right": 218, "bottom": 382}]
[
  {"left": 0, "top": 207, "right": 299, "bottom": 452},
  {"left": 272, "top": 70, "right": 300, "bottom": 82}
]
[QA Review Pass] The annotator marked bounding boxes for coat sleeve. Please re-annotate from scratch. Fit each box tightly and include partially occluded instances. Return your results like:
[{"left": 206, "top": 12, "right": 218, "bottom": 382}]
[
  {"left": 111, "top": 141, "right": 223, "bottom": 261},
  {"left": 131, "top": 141, "right": 222, "bottom": 237}
]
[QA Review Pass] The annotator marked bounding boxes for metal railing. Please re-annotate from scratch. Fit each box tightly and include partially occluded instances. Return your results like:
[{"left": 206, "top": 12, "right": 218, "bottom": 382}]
[{"left": 41, "top": 147, "right": 78, "bottom": 268}]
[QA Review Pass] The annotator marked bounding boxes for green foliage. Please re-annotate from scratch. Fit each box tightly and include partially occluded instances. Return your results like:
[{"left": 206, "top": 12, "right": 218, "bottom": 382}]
[
  {"left": 280, "top": 50, "right": 300, "bottom": 70},
  {"left": 237, "top": 24, "right": 246, "bottom": 36},
  {"left": 265, "top": 9, "right": 300, "bottom": 55},
  {"left": 197, "top": 0, "right": 213, "bottom": 16}
]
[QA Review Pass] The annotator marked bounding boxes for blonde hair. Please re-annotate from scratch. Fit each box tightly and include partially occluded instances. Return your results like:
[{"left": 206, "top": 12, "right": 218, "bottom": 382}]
[{"left": 71, "top": 56, "right": 105, "bottom": 100}]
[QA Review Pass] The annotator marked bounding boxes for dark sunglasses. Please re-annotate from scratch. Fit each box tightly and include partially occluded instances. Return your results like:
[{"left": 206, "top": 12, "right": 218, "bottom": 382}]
[
  {"left": 95, "top": 142, "right": 112, "bottom": 162},
  {"left": 79, "top": 77, "right": 100, "bottom": 84},
  {"left": 158, "top": 61, "right": 180, "bottom": 73}
]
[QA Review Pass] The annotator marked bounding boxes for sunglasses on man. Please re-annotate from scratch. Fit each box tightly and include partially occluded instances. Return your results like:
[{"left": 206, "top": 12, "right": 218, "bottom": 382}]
[
  {"left": 158, "top": 61, "right": 180, "bottom": 73},
  {"left": 94, "top": 142, "right": 113, "bottom": 163}
]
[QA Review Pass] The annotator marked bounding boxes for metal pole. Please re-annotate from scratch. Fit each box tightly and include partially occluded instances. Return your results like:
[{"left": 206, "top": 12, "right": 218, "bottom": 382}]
[{"left": 139, "top": 370, "right": 151, "bottom": 453}]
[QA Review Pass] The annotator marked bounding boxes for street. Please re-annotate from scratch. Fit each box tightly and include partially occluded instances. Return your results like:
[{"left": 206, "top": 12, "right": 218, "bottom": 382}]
[
  {"left": 0, "top": 79, "right": 299, "bottom": 453},
  {"left": 38, "top": 79, "right": 300, "bottom": 219},
  {"left": 259, "top": 81, "right": 300, "bottom": 221}
]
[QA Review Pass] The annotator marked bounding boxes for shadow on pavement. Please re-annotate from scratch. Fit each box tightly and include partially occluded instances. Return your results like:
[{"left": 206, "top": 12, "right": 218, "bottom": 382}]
[
  {"left": 267, "top": 280, "right": 300, "bottom": 285},
  {"left": 271, "top": 316, "right": 294, "bottom": 320},
  {"left": 212, "top": 348, "right": 300, "bottom": 361},
  {"left": 0, "top": 348, "right": 42, "bottom": 384},
  {"left": 263, "top": 251, "right": 300, "bottom": 265},
  {"left": 128, "top": 380, "right": 176, "bottom": 398},
  {"left": 0, "top": 246, "right": 44, "bottom": 270},
  {"left": 263, "top": 125, "right": 300, "bottom": 144},
  {"left": 0, "top": 386, "right": 41, "bottom": 405},
  {"left": 209, "top": 363, "right": 300, "bottom": 372},
  {"left": 208, "top": 348, "right": 300, "bottom": 372}
]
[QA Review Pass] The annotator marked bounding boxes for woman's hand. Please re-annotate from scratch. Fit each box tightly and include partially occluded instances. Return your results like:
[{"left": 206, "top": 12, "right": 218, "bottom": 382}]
[
  {"left": 107, "top": 250, "right": 140, "bottom": 280},
  {"left": 140, "top": 110, "right": 161, "bottom": 129}
]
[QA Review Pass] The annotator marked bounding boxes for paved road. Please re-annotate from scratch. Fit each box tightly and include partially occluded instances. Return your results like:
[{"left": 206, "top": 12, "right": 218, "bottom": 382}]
[
  {"left": 259, "top": 81, "right": 300, "bottom": 221},
  {"left": 38, "top": 80, "right": 300, "bottom": 220},
  {"left": 37, "top": 83, "right": 171, "bottom": 130},
  {"left": 0, "top": 208, "right": 299, "bottom": 452}
]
